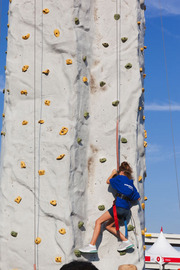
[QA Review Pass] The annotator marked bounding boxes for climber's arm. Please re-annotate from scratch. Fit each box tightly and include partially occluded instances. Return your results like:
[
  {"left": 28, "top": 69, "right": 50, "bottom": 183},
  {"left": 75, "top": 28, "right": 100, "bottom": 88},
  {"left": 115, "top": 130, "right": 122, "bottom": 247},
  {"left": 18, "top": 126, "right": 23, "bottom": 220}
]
[{"left": 106, "top": 169, "right": 117, "bottom": 184}]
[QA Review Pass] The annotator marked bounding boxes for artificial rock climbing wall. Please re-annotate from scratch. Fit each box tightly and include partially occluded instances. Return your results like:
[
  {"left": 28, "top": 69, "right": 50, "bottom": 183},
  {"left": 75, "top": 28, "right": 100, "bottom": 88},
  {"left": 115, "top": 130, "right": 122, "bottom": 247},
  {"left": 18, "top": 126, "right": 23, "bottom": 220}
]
[{"left": 0, "top": 0, "right": 147, "bottom": 269}]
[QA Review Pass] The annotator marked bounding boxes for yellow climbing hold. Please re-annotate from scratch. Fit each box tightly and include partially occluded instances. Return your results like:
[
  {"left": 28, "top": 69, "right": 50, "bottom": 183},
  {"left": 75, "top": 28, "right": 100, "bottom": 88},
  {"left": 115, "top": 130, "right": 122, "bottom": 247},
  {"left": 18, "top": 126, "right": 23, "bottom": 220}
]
[
  {"left": 38, "top": 170, "right": 45, "bottom": 175},
  {"left": 55, "top": 257, "right": 62, "bottom": 263},
  {"left": 21, "top": 161, "right": 26, "bottom": 168},
  {"left": 44, "top": 100, "right": 50, "bottom": 106},
  {"left": 140, "top": 47, "right": 144, "bottom": 51},
  {"left": 43, "top": 8, "right": 49, "bottom": 14},
  {"left": 22, "top": 120, "right": 28, "bottom": 125},
  {"left": 7, "top": 24, "right": 9, "bottom": 28},
  {"left": 22, "top": 33, "right": 30, "bottom": 40},
  {"left": 66, "top": 59, "right": 72, "bottom": 65},
  {"left": 14, "top": 196, "right": 22, "bottom": 204},
  {"left": 143, "top": 115, "right": 145, "bottom": 120},
  {"left": 143, "top": 245, "right": 146, "bottom": 250},
  {"left": 22, "top": 65, "right": 29, "bottom": 72},
  {"left": 137, "top": 21, "right": 141, "bottom": 25},
  {"left": 144, "top": 46, "right": 147, "bottom": 49},
  {"left": 59, "top": 127, "right": 68, "bottom": 135},
  {"left": 21, "top": 90, "right": 28, "bottom": 95},
  {"left": 2, "top": 113, "right": 5, "bottom": 117},
  {"left": 144, "top": 196, "right": 148, "bottom": 201},
  {"left": 42, "top": 69, "right": 50, "bottom": 75},
  {"left": 140, "top": 67, "right": 143, "bottom": 72},
  {"left": 38, "top": 120, "right": 44, "bottom": 124},
  {"left": 141, "top": 203, "right": 145, "bottom": 210},
  {"left": 59, "top": 228, "right": 66, "bottom": 235},
  {"left": 83, "top": 76, "right": 88, "bottom": 83},
  {"left": 144, "top": 141, "right": 148, "bottom": 148},
  {"left": 141, "top": 230, "right": 145, "bottom": 236},
  {"left": 56, "top": 154, "right": 65, "bottom": 160},
  {"left": 144, "top": 130, "right": 147, "bottom": 138},
  {"left": 9, "top": 0, "right": 12, "bottom": 2},
  {"left": 145, "top": 234, "right": 152, "bottom": 237},
  {"left": 35, "top": 237, "right": 41, "bottom": 244},
  {"left": 142, "top": 88, "right": 145, "bottom": 93},
  {"left": 143, "top": 74, "right": 146, "bottom": 78},
  {"left": 54, "top": 29, "right": 60, "bottom": 37},
  {"left": 144, "top": 227, "right": 147, "bottom": 232},
  {"left": 1, "top": 131, "right": 5, "bottom": 136},
  {"left": 138, "top": 176, "right": 142, "bottom": 182},
  {"left": 139, "top": 106, "right": 142, "bottom": 111},
  {"left": 50, "top": 200, "right": 57, "bottom": 206}
]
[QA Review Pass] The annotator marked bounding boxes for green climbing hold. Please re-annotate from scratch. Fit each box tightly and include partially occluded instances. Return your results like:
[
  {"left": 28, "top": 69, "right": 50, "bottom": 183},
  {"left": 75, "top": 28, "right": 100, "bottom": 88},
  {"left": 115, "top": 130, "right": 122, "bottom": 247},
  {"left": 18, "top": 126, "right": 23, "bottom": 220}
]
[
  {"left": 7, "top": 89, "right": 10, "bottom": 93},
  {"left": 77, "top": 138, "right": 82, "bottom": 144},
  {"left": 75, "top": 18, "right": 79, "bottom": 25},
  {"left": 125, "top": 63, "right": 132, "bottom": 69},
  {"left": 98, "top": 205, "right": 105, "bottom": 211},
  {"left": 78, "top": 221, "right": 84, "bottom": 229},
  {"left": 114, "top": 14, "right": 120, "bottom": 20},
  {"left": 84, "top": 111, "right": 89, "bottom": 119},
  {"left": 83, "top": 56, "right": 87, "bottom": 62},
  {"left": 112, "top": 100, "right": 119, "bottom": 107},
  {"left": 121, "top": 138, "right": 127, "bottom": 143},
  {"left": 120, "top": 251, "right": 126, "bottom": 256},
  {"left": 99, "top": 158, "right": 106, "bottom": 163},
  {"left": 3, "top": 89, "right": 5, "bottom": 94},
  {"left": 127, "top": 224, "right": 135, "bottom": 231},
  {"left": 102, "top": 43, "right": 109, "bottom": 48},
  {"left": 11, "top": 231, "right": 18, "bottom": 237},
  {"left": 74, "top": 249, "right": 81, "bottom": 257},
  {"left": 100, "top": 81, "right": 106, "bottom": 87},
  {"left": 121, "top": 37, "right": 128, "bottom": 43}
]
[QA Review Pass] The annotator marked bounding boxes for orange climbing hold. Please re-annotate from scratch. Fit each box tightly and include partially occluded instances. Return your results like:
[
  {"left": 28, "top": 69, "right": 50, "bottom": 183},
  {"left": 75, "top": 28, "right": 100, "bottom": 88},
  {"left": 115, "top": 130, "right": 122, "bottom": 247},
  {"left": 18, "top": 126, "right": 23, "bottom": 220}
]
[
  {"left": 2, "top": 113, "right": 5, "bottom": 117},
  {"left": 55, "top": 257, "right": 62, "bottom": 263},
  {"left": 141, "top": 203, "right": 145, "bottom": 210},
  {"left": 21, "top": 90, "right": 28, "bottom": 95},
  {"left": 66, "top": 59, "right": 72, "bottom": 65},
  {"left": 22, "top": 33, "right": 30, "bottom": 40},
  {"left": 38, "top": 120, "right": 44, "bottom": 124},
  {"left": 22, "top": 120, "right": 28, "bottom": 125},
  {"left": 59, "top": 228, "right": 66, "bottom": 235},
  {"left": 35, "top": 237, "right": 41, "bottom": 244},
  {"left": 141, "top": 230, "right": 145, "bottom": 236},
  {"left": 42, "top": 69, "right": 50, "bottom": 75},
  {"left": 142, "top": 88, "right": 145, "bottom": 93},
  {"left": 21, "top": 161, "right": 26, "bottom": 168},
  {"left": 43, "top": 8, "right": 49, "bottom": 14},
  {"left": 50, "top": 200, "right": 57, "bottom": 206},
  {"left": 44, "top": 100, "right": 50, "bottom": 106},
  {"left": 144, "top": 130, "right": 147, "bottom": 138},
  {"left": 137, "top": 21, "right": 141, "bottom": 25},
  {"left": 22, "top": 65, "right": 29, "bottom": 72},
  {"left": 144, "top": 46, "right": 147, "bottom": 49},
  {"left": 83, "top": 77, "right": 88, "bottom": 83},
  {"left": 54, "top": 29, "right": 60, "bottom": 37},
  {"left": 140, "top": 47, "right": 144, "bottom": 51},
  {"left": 140, "top": 67, "right": 143, "bottom": 72},
  {"left": 138, "top": 176, "right": 142, "bottom": 182},
  {"left": 143, "top": 115, "right": 146, "bottom": 120},
  {"left": 144, "top": 196, "right": 148, "bottom": 201},
  {"left": 38, "top": 170, "right": 45, "bottom": 175},
  {"left": 59, "top": 127, "right": 68, "bottom": 135},
  {"left": 144, "top": 141, "right": 147, "bottom": 148},
  {"left": 143, "top": 74, "right": 146, "bottom": 78},
  {"left": 56, "top": 154, "right": 65, "bottom": 160},
  {"left": 139, "top": 106, "right": 142, "bottom": 111},
  {"left": 14, "top": 196, "right": 22, "bottom": 204}
]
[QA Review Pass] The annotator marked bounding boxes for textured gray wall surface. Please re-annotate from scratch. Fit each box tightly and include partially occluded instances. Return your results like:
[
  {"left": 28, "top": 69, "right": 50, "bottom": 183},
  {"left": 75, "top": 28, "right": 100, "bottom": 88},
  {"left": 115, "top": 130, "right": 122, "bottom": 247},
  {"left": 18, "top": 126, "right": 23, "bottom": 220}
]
[{"left": 0, "top": 0, "right": 146, "bottom": 269}]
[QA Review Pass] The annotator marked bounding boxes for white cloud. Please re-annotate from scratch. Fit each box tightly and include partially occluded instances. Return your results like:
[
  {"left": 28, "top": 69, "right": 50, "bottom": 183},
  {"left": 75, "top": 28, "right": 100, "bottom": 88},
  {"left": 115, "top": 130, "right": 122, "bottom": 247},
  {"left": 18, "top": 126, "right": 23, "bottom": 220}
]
[
  {"left": 146, "top": 0, "right": 180, "bottom": 17},
  {"left": 145, "top": 102, "right": 180, "bottom": 111},
  {"left": 0, "top": 75, "right": 5, "bottom": 93}
]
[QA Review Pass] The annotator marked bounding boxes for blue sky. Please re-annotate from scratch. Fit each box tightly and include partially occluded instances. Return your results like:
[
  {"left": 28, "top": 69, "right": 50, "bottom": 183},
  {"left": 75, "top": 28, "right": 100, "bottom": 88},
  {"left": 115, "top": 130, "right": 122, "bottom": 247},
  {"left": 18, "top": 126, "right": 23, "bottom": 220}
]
[{"left": 0, "top": 0, "right": 180, "bottom": 234}]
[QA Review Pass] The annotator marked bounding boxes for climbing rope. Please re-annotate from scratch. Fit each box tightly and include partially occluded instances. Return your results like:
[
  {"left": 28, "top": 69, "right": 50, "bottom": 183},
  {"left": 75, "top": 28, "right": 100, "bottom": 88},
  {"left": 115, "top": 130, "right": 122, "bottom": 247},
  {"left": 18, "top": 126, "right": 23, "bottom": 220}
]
[
  {"left": 115, "top": 0, "right": 121, "bottom": 171},
  {"left": 33, "top": 0, "right": 37, "bottom": 269},
  {"left": 158, "top": 0, "right": 180, "bottom": 209}
]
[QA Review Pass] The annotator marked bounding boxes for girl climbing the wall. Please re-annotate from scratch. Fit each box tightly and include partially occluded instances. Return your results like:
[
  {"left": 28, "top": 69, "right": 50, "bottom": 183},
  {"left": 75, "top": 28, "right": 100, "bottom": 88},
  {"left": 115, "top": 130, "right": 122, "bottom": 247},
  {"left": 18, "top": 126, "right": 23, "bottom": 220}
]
[{"left": 79, "top": 161, "right": 140, "bottom": 253}]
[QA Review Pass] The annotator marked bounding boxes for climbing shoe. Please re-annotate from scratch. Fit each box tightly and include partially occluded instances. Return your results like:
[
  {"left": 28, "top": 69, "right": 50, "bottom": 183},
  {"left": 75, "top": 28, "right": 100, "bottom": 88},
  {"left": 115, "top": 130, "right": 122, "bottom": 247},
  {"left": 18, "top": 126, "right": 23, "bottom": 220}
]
[
  {"left": 79, "top": 244, "right": 97, "bottom": 254},
  {"left": 117, "top": 240, "right": 134, "bottom": 252}
]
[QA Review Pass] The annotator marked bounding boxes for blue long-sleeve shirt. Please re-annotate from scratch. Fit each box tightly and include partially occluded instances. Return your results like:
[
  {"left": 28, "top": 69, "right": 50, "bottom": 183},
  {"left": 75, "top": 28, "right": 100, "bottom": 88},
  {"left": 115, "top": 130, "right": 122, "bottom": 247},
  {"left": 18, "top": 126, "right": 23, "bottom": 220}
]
[{"left": 110, "top": 175, "right": 140, "bottom": 209}]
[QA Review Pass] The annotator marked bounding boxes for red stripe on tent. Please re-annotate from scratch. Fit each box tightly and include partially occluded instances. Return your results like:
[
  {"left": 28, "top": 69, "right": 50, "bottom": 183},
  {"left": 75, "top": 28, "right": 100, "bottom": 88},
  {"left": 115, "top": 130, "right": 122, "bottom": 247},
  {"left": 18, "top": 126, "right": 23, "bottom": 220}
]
[
  {"left": 145, "top": 256, "right": 151, "bottom": 262},
  {"left": 163, "top": 257, "right": 180, "bottom": 263}
]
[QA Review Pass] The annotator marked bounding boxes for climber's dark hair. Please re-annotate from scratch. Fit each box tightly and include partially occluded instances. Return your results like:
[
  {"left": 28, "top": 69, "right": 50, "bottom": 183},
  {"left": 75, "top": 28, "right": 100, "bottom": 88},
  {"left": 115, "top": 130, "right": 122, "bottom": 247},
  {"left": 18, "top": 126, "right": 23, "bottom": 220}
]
[
  {"left": 119, "top": 161, "right": 133, "bottom": 179},
  {"left": 60, "top": 260, "right": 98, "bottom": 270}
]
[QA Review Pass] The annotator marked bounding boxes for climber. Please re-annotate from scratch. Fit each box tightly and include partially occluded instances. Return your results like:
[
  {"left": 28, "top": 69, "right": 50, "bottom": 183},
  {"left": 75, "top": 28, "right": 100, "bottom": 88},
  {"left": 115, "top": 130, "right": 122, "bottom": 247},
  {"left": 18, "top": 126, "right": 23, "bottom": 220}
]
[{"left": 79, "top": 161, "right": 140, "bottom": 253}]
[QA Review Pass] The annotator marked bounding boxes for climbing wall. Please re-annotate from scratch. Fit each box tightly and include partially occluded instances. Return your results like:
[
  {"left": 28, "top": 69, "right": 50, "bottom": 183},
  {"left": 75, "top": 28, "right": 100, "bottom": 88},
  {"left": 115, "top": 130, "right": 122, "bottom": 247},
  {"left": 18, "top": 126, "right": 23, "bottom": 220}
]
[{"left": 0, "top": 0, "right": 147, "bottom": 269}]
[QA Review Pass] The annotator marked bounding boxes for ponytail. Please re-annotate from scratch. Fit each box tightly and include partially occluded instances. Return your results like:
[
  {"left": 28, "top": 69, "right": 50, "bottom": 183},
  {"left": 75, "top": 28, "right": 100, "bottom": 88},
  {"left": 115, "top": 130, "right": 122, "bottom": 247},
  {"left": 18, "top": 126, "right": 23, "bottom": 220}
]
[{"left": 119, "top": 161, "right": 133, "bottom": 179}]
